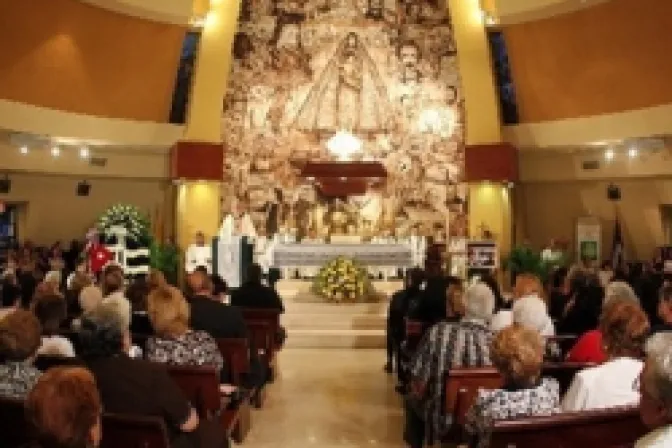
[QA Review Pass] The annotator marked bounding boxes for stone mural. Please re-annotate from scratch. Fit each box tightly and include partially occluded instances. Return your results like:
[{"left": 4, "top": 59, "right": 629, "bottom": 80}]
[{"left": 221, "top": 0, "right": 466, "bottom": 241}]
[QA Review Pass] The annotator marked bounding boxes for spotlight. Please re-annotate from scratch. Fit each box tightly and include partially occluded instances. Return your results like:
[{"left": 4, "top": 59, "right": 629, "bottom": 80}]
[
  {"left": 76, "top": 180, "right": 91, "bottom": 197},
  {"left": 51, "top": 146, "right": 60, "bottom": 157},
  {"left": 79, "top": 146, "right": 90, "bottom": 159},
  {"left": 628, "top": 147, "right": 638, "bottom": 159},
  {"left": 604, "top": 148, "right": 614, "bottom": 161},
  {"left": 19, "top": 146, "right": 28, "bottom": 155}
]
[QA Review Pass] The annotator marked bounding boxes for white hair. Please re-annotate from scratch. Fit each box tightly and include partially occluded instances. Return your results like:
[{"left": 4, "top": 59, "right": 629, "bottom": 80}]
[
  {"left": 464, "top": 283, "right": 495, "bottom": 322},
  {"left": 101, "top": 294, "right": 131, "bottom": 330},
  {"left": 644, "top": 333, "right": 672, "bottom": 417},
  {"left": 605, "top": 281, "right": 638, "bottom": 305},
  {"left": 512, "top": 296, "right": 555, "bottom": 337}
]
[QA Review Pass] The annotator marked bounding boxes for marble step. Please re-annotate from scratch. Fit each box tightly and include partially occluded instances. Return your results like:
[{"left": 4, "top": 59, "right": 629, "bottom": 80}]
[
  {"left": 283, "top": 313, "right": 386, "bottom": 330},
  {"left": 285, "top": 328, "right": 386, "bottom": 349}
]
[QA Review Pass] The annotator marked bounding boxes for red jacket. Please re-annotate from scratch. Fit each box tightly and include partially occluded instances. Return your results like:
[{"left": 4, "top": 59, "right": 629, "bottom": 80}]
[{"left": 566, "top": 329, "right": 607, "bottom": 364}]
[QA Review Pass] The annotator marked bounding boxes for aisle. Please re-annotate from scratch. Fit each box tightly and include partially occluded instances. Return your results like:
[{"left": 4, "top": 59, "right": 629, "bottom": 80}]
[{"left": 244, "top": 348, "right": 406, "bottom": 447}]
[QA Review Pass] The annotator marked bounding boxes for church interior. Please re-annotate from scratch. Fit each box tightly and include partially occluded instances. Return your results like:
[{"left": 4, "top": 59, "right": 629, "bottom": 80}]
[{"left": 2, "top": 0, "right": 672, "bottom": 447}]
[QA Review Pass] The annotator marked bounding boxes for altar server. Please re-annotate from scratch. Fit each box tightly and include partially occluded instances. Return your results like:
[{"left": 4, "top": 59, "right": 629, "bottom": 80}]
[
  {"left": 185, "top": 231, "right": 212, "bottom": 274},
  {"left": 409, "top": 227, "right": 427, "bottom": 269}
]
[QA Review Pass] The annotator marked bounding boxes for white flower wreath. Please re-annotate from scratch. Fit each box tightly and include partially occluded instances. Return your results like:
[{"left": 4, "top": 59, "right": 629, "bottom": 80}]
[{"left": 96, "top": 204, "right": 150, "bottom": 243}]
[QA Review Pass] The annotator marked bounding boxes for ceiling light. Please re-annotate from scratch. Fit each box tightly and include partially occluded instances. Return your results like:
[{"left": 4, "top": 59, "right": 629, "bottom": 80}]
[
  {"left": 628, "top": 147, "right": 638, "bottom": 159},
  {"left": 19, "top": 146, "right": 28, "bottom": 155},
  {"left": 79, "top": 146, "right": 90, "bottom": 159},
  {"left": 326, "top": 130, "right": 362, "bottom": 161},
  {"left": 51, "top": 146, "right": 60, "bottom": 157},
  {"left": 604, "top": 148, "right": 614, "bottom": 161}
]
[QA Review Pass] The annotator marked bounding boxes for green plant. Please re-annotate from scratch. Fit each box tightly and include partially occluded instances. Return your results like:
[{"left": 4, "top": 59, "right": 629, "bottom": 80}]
[
  {"left": 150, "top": 242, "right": 179, "bottom": 285},
  {"left": 503, "top": 246, "right": 545, "bottom": 280}
]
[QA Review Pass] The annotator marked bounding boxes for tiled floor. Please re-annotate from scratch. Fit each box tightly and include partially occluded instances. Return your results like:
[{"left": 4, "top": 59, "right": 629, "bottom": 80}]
[{"left": 244, "top": 348, "right": 406, "bottom": 448}]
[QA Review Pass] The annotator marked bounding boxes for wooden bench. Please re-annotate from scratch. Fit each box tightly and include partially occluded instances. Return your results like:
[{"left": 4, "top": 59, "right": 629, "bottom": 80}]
[
  {"left": 166, "top": 364, "right": 249, "bottom": 443},
  {"left": 0, "top": 396, "right": 29, "bottom": 448},
  {"left": 490, "top": 406, "right": 647, "bottom": 448},
  {"left": 101, "top": 413, "right": 171, "bottom": 448},
  {"left": 547, "top": 334, "right": 579, "bottom": 358},
  {"left": 34, "top": 355, "right": 85, "bottom": 371},
  {"left": 241, "top": 308, "right": 281, "bottom": 383},
  {"left": 215, "top": 337, "right": 251, "bottom": 386}
]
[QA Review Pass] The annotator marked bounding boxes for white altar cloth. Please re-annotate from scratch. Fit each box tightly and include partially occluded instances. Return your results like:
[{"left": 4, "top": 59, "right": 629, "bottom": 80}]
[{"left": 271, "top": 243, "right": 413, "bottom": 268}]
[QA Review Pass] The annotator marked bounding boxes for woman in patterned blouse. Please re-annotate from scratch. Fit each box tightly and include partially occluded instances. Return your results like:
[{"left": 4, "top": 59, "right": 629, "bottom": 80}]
[
  {"left": 146, "top": 285, "right": 228, "bottom": 384},
  {"left": 464, "top": 324, "right": 560, "bottom": 448},
  {"left": 0, "top": 309, "right": 42, "bottom": 399}
]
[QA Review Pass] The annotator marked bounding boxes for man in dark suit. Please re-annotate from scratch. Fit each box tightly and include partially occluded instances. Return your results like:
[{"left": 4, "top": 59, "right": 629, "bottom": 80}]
[
  {"left": 231, "top": 264, "right": 285, "bottom": 313},
  {"left": 188, "top": 271, "right": 247, "bottom": 339},
  {"left": 188, "top": 271, "right": 266, "bottom": 388}
]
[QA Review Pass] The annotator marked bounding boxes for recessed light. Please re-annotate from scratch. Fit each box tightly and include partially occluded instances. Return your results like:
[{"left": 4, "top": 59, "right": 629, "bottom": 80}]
[
  {"left": 51, "top": 146, "right": 60, "bottom": 157},
  {"left": 628, "top": 147, "right": 638, "bottom": 159},
  {"left": 19, "top": 146, "right": 28, "bottom": 155},
  {"left": 79, "top": 146, "right": 90, "bottom": 159}
]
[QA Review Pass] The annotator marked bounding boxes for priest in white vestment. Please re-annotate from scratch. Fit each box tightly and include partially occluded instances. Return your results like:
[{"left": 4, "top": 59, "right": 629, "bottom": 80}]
[
  {"left": 219, "top": 210, "right": 257, "bottom": 242},
  {"left": 185, "top": 232, "right": 212, "bottom": 274},
  {"left": 409, "top": 227, "right": 427, "bottom": 269}
]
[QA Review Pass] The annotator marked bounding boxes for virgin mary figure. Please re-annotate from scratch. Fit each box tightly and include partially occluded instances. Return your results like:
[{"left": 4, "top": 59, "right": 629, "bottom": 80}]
[{"left": 293, "top": 32, "right": 390, "bottom": 133}]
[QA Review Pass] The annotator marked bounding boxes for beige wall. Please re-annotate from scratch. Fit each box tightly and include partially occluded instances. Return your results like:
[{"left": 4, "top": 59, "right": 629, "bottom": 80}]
[
  {"left": 0, "top": 173, "right": 171, "bottom": 245},
  {"left": 517, "top": 150, "right": 672, "bottom": 260}
]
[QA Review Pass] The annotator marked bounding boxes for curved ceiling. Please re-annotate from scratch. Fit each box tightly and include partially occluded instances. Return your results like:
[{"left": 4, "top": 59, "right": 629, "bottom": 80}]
[{"left": 496, "top": 0, "right": 613, "bottom": 24}]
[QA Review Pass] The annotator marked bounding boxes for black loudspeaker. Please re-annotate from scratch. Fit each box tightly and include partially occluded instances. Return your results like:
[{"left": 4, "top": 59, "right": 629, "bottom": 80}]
[
  {"left": 0, "top": 178, "right": 10, "bottom": 194},
  {"left": 76, "top": 181, "right": 91, "bottom": 197},
  {"left": 607, "top": 184, "right": 621, "bottom": 201}
]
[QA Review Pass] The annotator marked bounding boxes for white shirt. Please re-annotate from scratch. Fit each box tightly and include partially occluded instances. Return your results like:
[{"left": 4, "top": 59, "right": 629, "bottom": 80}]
[
  {"left": 636, "top": 425, "right": 672, "bottom": 448},
  {"left": 38, "top": 335, "right": 75, "bottom": 358},
  {"left": 185, "top": 244, "right": 212, "bottom": 274},
  {"left": 562, "top": 358, "right": 643, "bottom": 412}
]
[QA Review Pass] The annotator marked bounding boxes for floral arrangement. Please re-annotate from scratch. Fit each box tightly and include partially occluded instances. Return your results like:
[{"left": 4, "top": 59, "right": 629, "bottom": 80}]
[
  {"left": 312, "top": 257, "right": 372, "bottom": 303},
  {"left": 97, "top": 204, "right": 151, "bottom": 245}
]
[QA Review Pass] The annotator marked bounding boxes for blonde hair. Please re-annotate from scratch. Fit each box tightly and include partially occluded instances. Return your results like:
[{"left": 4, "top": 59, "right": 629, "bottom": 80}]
[
  {"left": 492, "top": 324, "right": 544, "bottom": 386},
  {"left": 147, "top": 269, "right": 167, "bottom": 291},
  {"left": 147, "top": 286, "right": 189, "bottom": 337},
  {"left": 79, "top": 286, "right": 103, "bottom": 313},
  {"left": 513, "top": 273, "right": 544, "bottom": 300}
]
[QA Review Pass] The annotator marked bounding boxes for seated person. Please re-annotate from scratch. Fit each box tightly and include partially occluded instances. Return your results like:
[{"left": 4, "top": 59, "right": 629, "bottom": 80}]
[
  {"left": 32, "top": 294, "right": 75, "bottom": 357},
  {"left": 563, "top": 299, "right": 649, "bottom": 411},
  {"left": 650, "top": 285, "right": 672, "bottom": 336},
  {"left": 404, "top": 283, "right": 496, "bottom": 448},
  {"left": 64, "top": 271, "right": 91, "bottom": 326},
  {"left": 230, "top": 264, "right": 285, "bottom": 313},
  {"left": 511, "top": 295, "right": 560, "bottom": 360},
  {"left": 0, "top": 309, "right": 42, "bottom": 399},
  {"left": 71, "top": 285, "right": 103, "bottom": 330},
  {"left": 25, "top": 366, "right": 102, "bottom": 448},
  {"left": 79, "top": 301, "right": 228, "bottom": 448},
  {"left": 465, "top": 325, "right": 561, "bottom": 447},
  {"left": 126, "top": 276, "right": 153, "bottom": 335},
  {"left": 146, "top": 284, "right": 230, "bottom": 386},
  {"left": 491, "top": 273, "right": 544, "bottom": 332},
  {"left": 637, "top": 332, "right": 672, "bottom": 447}
]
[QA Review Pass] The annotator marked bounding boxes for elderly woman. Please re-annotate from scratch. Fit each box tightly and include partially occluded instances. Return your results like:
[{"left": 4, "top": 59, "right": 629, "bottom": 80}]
[
  {"left": 566, "top": 281, "right": 638, "bottom": 363},
  {"left": 0, "top": 309, "right": 42, "bottom": 399},
  {"left": 146, "top": 285, "right": 227, "bottom": 383},
  {"left": 404, "top": 283, "right": 495, "bottom": 448},
  {"left": 32, "top": 294, "right": 76, "bottom": 357},
  {"left": 563, "top": 299, "right": 649, "bottom": 411},
  {"left": 512, "top": 295, "right": 560, "bottom": 360},
  {"left": 26, "top": 367, "right": 102, "bottom": 448},
  {"left": 464, "top": 325, "right": 561, "bottom": 447},
  {"left": 79, "top": 301, "right": 228, "bottom": 448},
  {"left": 491, "top": 273, "right": 544, "bottom": 332},
  {"left": 70, "top": 285, "right": 103, "bottom": 330},
  {"left": 637, "top": 332, "right": 672, "bottom": 447}
]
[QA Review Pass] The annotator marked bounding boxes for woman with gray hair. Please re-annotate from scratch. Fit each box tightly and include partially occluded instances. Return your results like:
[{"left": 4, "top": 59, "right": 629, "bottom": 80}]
[
  {"left": 80, "top": 302, "right": 228, "bottom": 448},
  {"left": 404, "top": 283, "right": 495, "bottom": 448},
  {"left": 606, "top": 281, "right": 638, "bottom": 305},
  {"left": 637, "top": 332, "right": 672, "bottom": 447}
]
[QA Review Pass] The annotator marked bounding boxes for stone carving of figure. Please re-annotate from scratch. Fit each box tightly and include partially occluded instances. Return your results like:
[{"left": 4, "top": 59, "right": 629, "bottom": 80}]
[
  {"left": 294, "top": 32, "right": 390, "bottom": 133},
  {"left": 326, "top": 198, "right": 352, "bottom": 235}
]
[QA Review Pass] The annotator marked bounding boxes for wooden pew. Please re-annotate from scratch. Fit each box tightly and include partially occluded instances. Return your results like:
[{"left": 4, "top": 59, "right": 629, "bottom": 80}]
[
  {"left": 241, "top": 308, "right": 281, "bottom": 384},
  {"left": 547, "top": 334, "right": 579, "bottom": 359},
  {"left": 542, "top": 361, "right": 595, "bottom": 395},
  {"left": 489, "top": 406, "right": 647, "bottom": 448},
  {"left": 166, "top": 364, "right": 249, "bottom": 443},
  {"left": 0, "top": 396, "right": 29, "bottom": 448},
  {"left": 215, "top": 337, "right": 254, "bottom": 442},
  {"left": 34, "top": 355, "right": 84, "bottom": 371},
  {"left": 101, "top": 413, "right": 170, "bottom": 448}
]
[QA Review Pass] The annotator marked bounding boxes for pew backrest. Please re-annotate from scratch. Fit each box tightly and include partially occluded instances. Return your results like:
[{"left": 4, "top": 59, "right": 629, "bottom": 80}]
[
  {"left": 490, "top": 406, "right": 647, "bottom": 448},
  {"left": 0, "top": 396, "right": 29, "bottom": 448},
  {"left": 101, "top": 413, "right": 170, "bottom": 448},
  {"left": 165, "top": 364, "right": 221, "bottom": 419},
  {"left": 241, "top": 308, "right": 280, "bottom": 358},
  {"left": 216, "top": 337, "right": 250, "bottom": 385},
  {"left": 445, "top": 367, "right": 503, "bottom": 426}
]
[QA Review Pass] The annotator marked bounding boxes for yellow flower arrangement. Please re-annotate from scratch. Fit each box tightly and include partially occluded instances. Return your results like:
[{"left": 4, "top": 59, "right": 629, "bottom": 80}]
[{"left": 312, "top": 256, "right": 373, "bottom": 303}]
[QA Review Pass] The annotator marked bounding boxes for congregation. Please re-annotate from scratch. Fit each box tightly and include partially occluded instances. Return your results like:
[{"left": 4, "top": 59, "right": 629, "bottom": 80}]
[
  {"left": 385, "top": 263, "right": 672, "bottom": 447},
  {"left": 0, "top": 243, "right": 285, "bottom": 448}
]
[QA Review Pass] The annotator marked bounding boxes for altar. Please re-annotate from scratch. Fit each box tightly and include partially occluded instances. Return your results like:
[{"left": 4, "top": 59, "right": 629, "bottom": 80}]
[{"left": 270, "top": 242, "right": 413, "bottom": 268}]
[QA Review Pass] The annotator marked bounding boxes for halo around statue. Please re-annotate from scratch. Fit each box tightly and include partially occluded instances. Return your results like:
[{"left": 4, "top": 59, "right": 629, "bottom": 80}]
[{"left": 312, "top": 256, "right": 373, "bottom": 303}]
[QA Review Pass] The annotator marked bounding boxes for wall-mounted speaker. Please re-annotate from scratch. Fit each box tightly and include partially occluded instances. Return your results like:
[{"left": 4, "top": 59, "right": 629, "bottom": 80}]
[
  {"left": 76, "top": 181, "right": 91, "bottom": 197},
  {"left": 607, "top": 184, "right": 621, "bottom": 201},
  {"left": 0, "top": 177, "right": 11, "bottom": 194}
]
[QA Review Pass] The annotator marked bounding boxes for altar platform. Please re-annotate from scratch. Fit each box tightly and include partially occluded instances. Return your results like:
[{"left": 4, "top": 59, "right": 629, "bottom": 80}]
[{"left": 278, "top": 279, "right": 402, "bottom": 349}]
